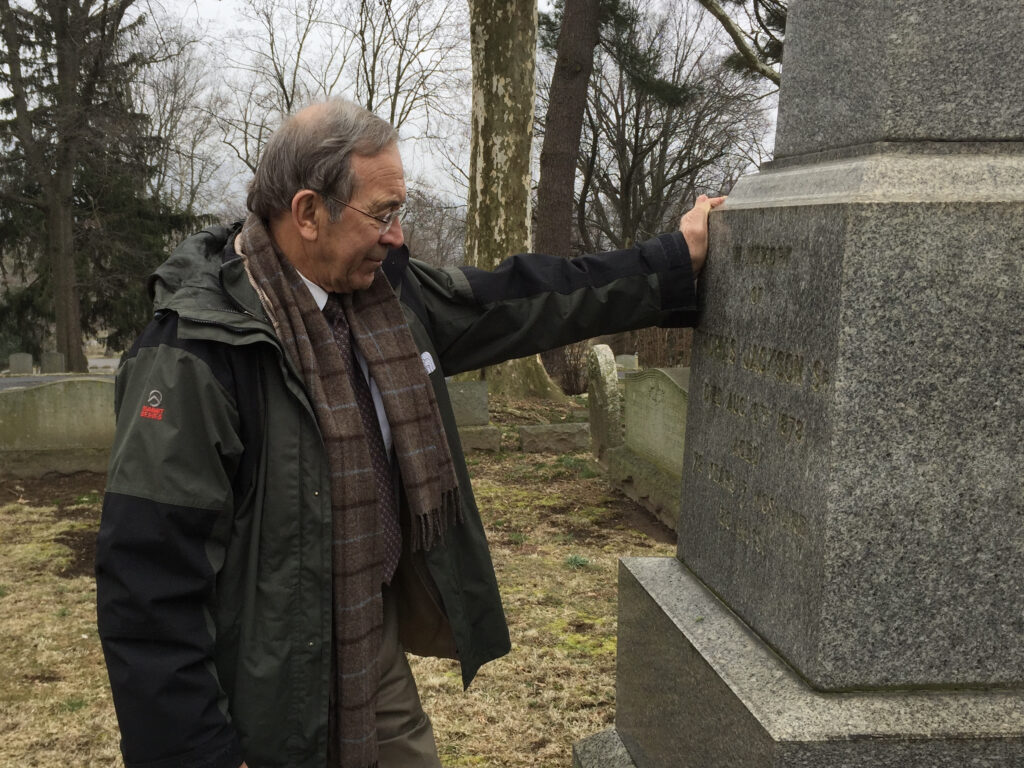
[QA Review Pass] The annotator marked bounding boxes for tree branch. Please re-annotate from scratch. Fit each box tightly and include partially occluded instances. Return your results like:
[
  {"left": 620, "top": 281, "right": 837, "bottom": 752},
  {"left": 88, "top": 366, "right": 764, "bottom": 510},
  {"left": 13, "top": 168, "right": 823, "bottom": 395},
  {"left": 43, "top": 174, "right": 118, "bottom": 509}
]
[{"left": 694, "top": 0, "right": 780, "bottom": 85}]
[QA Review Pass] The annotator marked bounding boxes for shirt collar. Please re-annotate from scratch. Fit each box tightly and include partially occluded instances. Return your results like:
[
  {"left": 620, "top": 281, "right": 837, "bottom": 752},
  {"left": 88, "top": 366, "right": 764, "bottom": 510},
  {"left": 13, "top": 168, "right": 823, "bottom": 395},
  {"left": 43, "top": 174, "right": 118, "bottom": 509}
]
[{"left": 296, "top": 270, "right": 329, "bottom": 311}]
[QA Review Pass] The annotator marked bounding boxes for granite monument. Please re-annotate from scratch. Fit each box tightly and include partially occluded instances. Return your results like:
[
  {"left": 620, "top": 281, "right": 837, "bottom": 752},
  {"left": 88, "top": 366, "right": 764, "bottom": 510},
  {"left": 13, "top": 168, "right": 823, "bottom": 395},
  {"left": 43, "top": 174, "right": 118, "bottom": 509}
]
[{"left": 576, "top": 0, "right": 1024, "bottom": 765}]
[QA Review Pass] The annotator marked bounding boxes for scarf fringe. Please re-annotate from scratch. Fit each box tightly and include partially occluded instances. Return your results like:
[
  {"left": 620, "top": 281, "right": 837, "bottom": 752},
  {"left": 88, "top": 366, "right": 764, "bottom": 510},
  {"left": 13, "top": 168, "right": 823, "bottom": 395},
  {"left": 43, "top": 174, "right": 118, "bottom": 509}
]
[{"left": 411, "top": 488, "right": 464, "bottom": 552}]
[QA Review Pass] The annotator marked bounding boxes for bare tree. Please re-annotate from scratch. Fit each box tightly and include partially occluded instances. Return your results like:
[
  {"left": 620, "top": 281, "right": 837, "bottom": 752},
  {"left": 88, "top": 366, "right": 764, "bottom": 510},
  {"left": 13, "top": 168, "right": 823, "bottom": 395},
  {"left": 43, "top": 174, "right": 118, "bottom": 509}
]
[
  {"left": 348, "top": 0, "right": 469, "bottom": 134},
  {"left": 216, "top": 0, "right": 469, "bottom": 174},
  {"left": 216, "top": 0, "right": 339, "bottom": 171},
  {"left": 401, "top": 185, "right": 465, "bottom": 268},
  {"left": 577, "top": 0, "right": 769, "bottom": 253},
  {"left": 133, "top": 17, "right": 228, "bottom": 217}
]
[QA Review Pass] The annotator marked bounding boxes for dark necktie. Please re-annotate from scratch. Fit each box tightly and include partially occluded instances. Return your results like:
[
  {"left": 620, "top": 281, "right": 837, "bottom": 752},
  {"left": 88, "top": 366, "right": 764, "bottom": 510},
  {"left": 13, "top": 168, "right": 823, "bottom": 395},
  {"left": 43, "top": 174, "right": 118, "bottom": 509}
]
[{"left": 323, "top": 294, "right": 402, "bottom": 583}]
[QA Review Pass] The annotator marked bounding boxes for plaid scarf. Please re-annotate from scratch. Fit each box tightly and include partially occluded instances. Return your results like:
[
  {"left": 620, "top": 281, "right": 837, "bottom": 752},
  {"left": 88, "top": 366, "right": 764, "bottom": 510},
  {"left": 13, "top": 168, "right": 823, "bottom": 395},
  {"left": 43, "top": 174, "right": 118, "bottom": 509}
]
[{"left": 238, "top": 215, "right": 461, "bottom": 768}]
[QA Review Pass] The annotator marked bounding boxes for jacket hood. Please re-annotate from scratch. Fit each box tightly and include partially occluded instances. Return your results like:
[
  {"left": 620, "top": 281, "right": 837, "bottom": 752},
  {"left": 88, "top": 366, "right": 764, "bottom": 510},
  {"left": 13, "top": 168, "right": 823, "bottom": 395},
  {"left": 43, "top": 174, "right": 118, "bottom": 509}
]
[{"left": 149, "top": 223, "right": 411, "bottom": 327}]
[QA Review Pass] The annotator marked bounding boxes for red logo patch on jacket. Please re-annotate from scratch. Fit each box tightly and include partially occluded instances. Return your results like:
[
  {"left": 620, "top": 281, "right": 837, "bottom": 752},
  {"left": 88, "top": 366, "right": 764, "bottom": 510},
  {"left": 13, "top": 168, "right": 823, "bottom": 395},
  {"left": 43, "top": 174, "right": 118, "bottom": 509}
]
[{"left": 140, "top": 389, "right": 164, "bottom": 420}]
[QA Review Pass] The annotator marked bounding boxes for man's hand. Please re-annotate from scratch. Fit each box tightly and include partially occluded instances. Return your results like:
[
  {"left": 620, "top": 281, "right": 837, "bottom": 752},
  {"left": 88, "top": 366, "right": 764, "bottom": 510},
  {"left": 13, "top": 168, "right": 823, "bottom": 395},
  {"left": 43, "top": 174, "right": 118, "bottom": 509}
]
[{"left": 679, "top": 194, "right": 726, "bottom": 276}]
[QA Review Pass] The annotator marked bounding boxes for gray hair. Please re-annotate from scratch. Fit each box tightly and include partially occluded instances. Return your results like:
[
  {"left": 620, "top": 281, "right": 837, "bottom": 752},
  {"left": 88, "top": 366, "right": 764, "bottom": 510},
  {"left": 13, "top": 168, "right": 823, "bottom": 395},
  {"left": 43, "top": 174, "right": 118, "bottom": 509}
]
[{"left": 246, "top": 99, "right": 399, "bottom": 220}]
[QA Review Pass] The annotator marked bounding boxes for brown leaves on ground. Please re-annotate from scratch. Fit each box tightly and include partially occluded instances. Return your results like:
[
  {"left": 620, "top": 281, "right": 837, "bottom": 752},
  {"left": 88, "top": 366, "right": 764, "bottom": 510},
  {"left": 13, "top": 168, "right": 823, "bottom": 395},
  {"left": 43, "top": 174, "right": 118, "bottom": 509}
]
[{"left": 0, "top": 449, "right": 673, "bottom": 767}]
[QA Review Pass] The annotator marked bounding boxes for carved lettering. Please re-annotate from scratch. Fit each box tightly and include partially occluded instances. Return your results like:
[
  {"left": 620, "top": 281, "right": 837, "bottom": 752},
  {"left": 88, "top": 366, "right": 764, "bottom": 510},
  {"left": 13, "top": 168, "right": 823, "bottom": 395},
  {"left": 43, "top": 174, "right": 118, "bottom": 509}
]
[
  {"left": 700, "top": 332, "right": 738, "bottom": 366},
  {"left": 731, "top": 438, "right": 762, "bottom": 466},
  {"left": 812, "top": 360, "right": 832, "bottom": 392},
  {"left": 732, "top": 243, "right": 793, "bottom": 269},
  {"left": 741, "top": 343, "right": 805, "bottom": 386}
]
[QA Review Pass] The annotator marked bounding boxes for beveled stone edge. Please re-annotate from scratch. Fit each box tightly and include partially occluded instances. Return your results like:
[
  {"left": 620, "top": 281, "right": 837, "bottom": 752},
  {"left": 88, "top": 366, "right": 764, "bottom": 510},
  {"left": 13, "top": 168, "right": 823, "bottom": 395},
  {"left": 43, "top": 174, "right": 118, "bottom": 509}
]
[
  {"left": 722, "top": 150, "right": 1024, "bottom": 209},
  {"left": 572, "top": 728, "right": 637, "bottom": 768},
  {"left": 622, "top": 557, "right": 1024, "bottom": 742}
]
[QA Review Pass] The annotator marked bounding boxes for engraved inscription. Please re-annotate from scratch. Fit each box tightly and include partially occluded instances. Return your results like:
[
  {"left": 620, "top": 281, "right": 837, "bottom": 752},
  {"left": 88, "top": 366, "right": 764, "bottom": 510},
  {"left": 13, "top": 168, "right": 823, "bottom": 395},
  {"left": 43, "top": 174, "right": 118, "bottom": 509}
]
[
  {"left": 702, "top": 380, "right": 806, "bottom": 445},
  {"left": 699, "top": 332, "right": 738, "bottom": 366},
  {"left": 741, "top": 343, "right": 804, "bottom": 386},
  {"left": 731, "top": 243, "right": 793, "bottom": 269},
  {"left": 692, "top": 450, "right": 810, "bottom": 551}
]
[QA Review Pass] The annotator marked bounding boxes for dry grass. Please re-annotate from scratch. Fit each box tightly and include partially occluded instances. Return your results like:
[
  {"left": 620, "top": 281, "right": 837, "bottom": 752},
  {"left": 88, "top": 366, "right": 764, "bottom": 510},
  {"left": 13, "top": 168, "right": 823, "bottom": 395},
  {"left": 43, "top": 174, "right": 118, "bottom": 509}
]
[
  {"left": 0, "top": 446, "right": 672, "bottom": 767},
  {"left": 0, "top": 478, "right": 120, "bottom": 768}
]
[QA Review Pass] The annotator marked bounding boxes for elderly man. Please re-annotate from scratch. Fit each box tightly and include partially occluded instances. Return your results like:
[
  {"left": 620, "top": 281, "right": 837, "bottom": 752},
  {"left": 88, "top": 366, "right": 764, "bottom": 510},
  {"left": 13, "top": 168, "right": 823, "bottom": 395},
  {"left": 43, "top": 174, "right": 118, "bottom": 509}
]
[{"left": 96, "top": 99, "right": 723, "bottom": 768}]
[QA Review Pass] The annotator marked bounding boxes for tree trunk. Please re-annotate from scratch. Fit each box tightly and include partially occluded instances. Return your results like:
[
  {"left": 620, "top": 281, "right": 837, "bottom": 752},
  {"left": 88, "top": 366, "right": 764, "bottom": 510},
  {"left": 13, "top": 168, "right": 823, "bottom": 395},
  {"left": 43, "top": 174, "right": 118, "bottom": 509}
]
[
  {"left": 48, "top": 176, "right": 88, "bottom": 372},
  {"left": 465, "top": 0, "right": 564, "bottom": 401},
  {"left": 52, "top": 1, "right": 89, "bottom": 371},
  {"left": 534, "top": 0, "right": 602, "bottom": 390}
]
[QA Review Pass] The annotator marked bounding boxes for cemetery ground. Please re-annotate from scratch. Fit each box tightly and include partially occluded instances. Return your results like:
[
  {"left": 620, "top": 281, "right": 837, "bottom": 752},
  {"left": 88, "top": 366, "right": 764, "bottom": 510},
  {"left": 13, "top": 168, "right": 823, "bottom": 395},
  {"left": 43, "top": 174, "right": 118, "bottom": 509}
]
[{"left": 0, "top": 396, "right": 674, "bottom": 767}]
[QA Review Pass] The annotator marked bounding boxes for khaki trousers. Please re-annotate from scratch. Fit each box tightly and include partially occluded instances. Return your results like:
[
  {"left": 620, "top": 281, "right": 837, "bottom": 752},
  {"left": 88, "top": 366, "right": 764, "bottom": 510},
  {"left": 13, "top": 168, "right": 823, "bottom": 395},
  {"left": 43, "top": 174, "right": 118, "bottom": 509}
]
[{"left": 376, "top": 585, "right": 442, "bottom": 767}]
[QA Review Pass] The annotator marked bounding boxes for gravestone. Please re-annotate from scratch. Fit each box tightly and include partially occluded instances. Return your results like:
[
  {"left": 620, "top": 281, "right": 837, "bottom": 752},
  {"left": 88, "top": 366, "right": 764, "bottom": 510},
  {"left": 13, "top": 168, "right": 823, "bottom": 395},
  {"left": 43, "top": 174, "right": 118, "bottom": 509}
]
[
  {"left": 8, "top": 353, "right": 32, "bottom": 374},
  {"left": 446, "top": 381, "right": 489, "bottom": 426},
  {"left": 445, "top": 380, "right": 500, "bottom": 451},
  {"left": 40, "top": 351, "right": 65, "bottom": 374},
  {"left": 604, "top": 369, "right": 689, "bottom": 530},
  {"left": 0, "top": 379, "right": 116, "bottom": 476},
  {"left": 576, "top": 1, "right": 1024, "bottom": 766},
  {"left": 586, "top": 344, "right": 623, "bottom": 459}
]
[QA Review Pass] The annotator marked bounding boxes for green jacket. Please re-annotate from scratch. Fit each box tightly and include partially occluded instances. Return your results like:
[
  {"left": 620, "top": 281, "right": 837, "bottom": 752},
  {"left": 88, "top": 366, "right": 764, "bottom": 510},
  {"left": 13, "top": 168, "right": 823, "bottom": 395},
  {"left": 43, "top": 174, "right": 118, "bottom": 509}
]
[{"left": 96, "top": 225, "right": 698, "bottom": 768}]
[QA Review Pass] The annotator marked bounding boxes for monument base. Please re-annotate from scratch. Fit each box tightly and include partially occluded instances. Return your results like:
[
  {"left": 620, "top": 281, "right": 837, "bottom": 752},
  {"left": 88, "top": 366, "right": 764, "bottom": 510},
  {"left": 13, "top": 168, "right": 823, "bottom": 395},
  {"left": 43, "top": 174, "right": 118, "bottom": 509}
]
[{"left": 574, "top": 558, "right": 1024, "bottom": 768}]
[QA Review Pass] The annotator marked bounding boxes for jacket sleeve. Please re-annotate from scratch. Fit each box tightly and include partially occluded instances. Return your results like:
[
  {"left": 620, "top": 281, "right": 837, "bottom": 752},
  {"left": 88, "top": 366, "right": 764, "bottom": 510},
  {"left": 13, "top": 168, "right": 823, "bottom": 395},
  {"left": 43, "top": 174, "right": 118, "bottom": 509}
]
[
  {"left": 96, "top": 312, "right": 246, "bottom": 768},
  {"left": 407, "top": 231, "right": 700, "bottom": 374}
]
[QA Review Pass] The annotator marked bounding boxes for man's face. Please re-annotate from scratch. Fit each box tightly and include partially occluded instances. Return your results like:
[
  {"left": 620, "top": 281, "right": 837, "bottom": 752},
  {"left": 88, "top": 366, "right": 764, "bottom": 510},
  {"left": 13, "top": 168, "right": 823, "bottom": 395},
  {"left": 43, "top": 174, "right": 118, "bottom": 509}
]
[{"left": 314, "top": 144, "right": 406, "bottom": 294}]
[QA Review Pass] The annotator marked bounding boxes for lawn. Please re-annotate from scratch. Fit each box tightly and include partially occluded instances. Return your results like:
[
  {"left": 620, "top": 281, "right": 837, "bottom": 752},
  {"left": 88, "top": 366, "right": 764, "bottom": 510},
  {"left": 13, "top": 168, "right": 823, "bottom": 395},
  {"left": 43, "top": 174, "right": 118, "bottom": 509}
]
[{"left": 0, "top": 427, "right": 673, "bottom": 767}]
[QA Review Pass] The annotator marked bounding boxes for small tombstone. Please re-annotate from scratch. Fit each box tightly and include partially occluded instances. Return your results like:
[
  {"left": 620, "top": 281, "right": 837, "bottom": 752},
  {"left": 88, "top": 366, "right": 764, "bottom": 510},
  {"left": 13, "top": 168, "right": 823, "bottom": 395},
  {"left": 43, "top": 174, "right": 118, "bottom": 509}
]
[
  {"left": 622, "top": 368, "right": 689, "bottom": 478},
  {"left": 446, "top": 381, "right": 489, "bottom": 426},
  {"left": 40, "top": 352, "right": 65, "bottom": 374},
  {"left": 586, "top": 344, "right": 623, "bottom": 459},
  {"left": 614, "top": 354, "right": 638, "bottom": 379},
  {"left": 8, "top": 353, "right": 33, "bottom": 374}
]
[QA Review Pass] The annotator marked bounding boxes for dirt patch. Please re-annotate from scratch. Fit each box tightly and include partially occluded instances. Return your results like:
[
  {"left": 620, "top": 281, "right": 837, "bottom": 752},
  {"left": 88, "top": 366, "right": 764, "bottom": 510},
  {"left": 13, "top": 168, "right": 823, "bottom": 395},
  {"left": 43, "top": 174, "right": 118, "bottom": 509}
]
[
  {"left": 0, "top": 472, "right": 105, "bottom": 511},
  {"left": 53, "top": 529, "right": 98, "bottom": 579}
]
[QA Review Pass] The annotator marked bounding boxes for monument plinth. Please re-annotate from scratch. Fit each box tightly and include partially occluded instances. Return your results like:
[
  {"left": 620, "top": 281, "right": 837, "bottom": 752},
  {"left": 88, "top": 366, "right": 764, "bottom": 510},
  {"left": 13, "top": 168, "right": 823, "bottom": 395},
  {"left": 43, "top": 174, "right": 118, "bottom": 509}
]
[{"left": 576, "top": 0, "right": 1024, "bottom": 765}]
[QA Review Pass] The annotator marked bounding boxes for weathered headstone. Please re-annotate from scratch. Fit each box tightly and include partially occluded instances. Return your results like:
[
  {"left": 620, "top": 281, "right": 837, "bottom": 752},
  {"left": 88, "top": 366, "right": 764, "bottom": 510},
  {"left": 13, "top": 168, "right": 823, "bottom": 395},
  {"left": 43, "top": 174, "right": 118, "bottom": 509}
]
[
  {"left": 445, "top": 380, "right": 500, "bottom": 451},
  {"left": 0, "top": 379, "right": 116, "bottom": 476},
  {"left": 577, "top": 1, "right": 1024, "bottom": 765},
  {"left": 40, "top": 351, "right": 65, "bottom": 374},
  {"left": 614, "top": 354, "right": 638, "bottom": 370},
  {"left": 614, "top": 354, "right": 638, "bottom": 380},
  {"left": 446, "top": 381, "right": 489, "bottom": 426},
  {"left": 604, "top": 369, "right": 689, "bottom": 530},
  {"left": 586, "top": 344, "right": 623, "bottom": 459},
  {"left": 8, "top": 353, "right": 32, "bottom": 374}
]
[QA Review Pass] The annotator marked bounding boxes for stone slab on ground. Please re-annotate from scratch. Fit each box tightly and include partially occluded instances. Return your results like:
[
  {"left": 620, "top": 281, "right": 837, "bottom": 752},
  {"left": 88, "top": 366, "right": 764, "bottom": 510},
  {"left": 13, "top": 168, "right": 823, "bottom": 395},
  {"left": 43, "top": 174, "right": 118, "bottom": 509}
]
[
  {"left": 8, "top": 353, "right": 32, "bottom": 374},
  {"left": 446, "top": 381, "right": 489, "bottom": 426},
  {"left": 518, "top": 423, "right": 589, "bottom": 453},
  {"left": 607, "top": 557, "right": 1024, "bottom": 768},
  {"left": 457, "top": 425, "right": 501, "bottom": 452}
]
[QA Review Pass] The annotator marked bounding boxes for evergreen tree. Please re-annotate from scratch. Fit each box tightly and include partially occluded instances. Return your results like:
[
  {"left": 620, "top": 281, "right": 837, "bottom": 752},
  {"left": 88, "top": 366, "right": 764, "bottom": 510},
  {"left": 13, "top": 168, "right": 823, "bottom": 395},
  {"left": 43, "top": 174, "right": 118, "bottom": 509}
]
[{"left": 0, "top": 0, "right": 206, "bottom": 366}]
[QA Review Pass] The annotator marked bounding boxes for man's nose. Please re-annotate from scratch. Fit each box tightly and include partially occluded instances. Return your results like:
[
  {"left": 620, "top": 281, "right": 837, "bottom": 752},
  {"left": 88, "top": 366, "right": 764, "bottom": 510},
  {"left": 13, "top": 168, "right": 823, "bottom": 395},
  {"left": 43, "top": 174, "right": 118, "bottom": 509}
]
[{"left": 380, "top": 218, "right": 404, "bottom": 248}]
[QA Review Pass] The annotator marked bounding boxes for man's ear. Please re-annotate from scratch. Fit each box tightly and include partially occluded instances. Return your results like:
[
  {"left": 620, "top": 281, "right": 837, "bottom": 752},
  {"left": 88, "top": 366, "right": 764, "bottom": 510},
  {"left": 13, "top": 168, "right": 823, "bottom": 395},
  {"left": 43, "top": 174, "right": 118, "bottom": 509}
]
[{"left": 291, "top": 189, "right": 320, "bottom": 242}]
